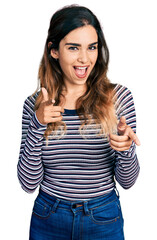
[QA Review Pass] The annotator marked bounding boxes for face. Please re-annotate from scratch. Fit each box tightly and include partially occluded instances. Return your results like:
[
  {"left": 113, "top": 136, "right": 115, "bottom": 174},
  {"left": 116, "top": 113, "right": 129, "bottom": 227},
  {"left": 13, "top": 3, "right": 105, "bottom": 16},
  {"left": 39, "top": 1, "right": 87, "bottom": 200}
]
[{"left": 51, "top": 25, "right": 98, "bottom": 89}]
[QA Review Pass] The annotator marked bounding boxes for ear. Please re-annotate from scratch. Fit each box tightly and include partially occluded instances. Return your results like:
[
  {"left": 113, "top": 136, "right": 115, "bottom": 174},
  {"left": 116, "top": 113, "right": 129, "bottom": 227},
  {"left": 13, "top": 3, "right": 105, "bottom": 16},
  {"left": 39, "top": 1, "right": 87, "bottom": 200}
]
[
  {"left": 50, "top": 49, "right": 59, "bottom": 59},
  {"left": 48, "top": 42, "right": 59, "bottom": 60}
]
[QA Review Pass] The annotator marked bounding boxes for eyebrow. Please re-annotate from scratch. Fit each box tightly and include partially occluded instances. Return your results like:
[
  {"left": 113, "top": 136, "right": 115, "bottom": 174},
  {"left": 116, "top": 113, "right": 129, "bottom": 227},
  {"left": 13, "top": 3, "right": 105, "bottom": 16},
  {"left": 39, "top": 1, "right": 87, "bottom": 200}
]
[{"left": 65, "top": 42, "right": 98, "bottom": 47}]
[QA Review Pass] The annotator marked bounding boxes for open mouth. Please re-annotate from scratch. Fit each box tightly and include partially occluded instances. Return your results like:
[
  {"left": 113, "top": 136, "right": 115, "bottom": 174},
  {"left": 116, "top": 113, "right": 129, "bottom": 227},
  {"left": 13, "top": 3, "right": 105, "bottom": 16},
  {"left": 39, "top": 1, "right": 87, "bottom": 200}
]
[{"left": 73, "top": 66, "right": 89, "bottom": 78}]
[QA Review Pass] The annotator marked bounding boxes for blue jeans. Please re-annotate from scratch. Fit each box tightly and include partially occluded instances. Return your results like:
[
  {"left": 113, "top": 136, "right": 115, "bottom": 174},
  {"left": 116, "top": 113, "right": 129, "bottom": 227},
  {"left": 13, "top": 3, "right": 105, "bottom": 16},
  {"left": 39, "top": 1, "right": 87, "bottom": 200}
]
[{"left": 29, "top": 189, "right": 124, "bottom": 240}]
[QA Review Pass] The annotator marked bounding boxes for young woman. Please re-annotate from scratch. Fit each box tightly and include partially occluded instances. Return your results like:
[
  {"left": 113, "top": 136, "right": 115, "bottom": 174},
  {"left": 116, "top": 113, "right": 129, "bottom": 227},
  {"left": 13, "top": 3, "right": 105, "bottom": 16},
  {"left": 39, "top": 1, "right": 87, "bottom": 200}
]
[{"left": 17, "top": 5, "right": 140, "bottom": 240}]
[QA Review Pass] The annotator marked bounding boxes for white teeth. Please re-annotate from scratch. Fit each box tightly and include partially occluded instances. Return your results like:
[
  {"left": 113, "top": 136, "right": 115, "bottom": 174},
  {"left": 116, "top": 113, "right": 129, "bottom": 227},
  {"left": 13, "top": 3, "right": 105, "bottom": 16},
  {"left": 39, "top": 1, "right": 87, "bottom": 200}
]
[{"left": 75, "top": 67, "right": 87, "bottom": 70}]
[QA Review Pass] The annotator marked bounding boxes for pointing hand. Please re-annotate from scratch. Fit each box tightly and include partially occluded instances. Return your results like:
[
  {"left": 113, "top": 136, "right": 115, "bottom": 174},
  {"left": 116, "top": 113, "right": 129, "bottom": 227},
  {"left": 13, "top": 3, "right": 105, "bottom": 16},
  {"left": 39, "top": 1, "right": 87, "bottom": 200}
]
[
  {"left": 109, "top": 116, "right": 140, "bottom": 151},
  {"left": 36, "top": 88, "right": 64, "bottom": 125}
]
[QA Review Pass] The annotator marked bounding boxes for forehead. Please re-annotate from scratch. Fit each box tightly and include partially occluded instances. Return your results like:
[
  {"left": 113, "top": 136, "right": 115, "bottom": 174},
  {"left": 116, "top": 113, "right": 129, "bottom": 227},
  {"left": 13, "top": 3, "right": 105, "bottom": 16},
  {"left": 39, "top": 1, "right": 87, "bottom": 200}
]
[{"left": 62, "top": 25, "right": 98, "bottom": 44}]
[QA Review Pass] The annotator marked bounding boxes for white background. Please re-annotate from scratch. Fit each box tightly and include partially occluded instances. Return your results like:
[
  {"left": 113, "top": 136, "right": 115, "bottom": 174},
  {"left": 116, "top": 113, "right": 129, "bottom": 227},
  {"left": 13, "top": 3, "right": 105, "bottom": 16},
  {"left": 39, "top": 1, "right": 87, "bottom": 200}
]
[{"left": 0, "top": 0, "right": 157, "bottom": 239}]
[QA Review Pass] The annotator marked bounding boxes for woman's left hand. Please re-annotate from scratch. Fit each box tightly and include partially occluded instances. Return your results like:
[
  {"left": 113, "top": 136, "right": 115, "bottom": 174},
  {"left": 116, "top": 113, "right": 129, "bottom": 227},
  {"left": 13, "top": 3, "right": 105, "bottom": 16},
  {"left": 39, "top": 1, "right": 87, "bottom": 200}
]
[{"left": 109, "top": 116, "right": 141, "bottom": 151}]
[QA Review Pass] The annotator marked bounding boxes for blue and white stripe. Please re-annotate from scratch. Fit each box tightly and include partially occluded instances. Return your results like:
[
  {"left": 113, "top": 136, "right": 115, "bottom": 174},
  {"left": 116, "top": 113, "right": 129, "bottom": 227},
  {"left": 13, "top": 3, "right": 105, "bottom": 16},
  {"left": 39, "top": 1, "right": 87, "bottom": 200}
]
[{"left": 17, "top": 84, "right": 140, "bottom": 201}]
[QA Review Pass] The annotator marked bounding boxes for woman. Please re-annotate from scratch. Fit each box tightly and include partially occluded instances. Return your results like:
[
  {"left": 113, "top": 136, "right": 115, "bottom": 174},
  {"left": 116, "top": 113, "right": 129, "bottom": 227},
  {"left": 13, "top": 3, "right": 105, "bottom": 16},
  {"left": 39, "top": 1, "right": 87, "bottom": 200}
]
[{"left": 17, "top": 5, "right": 140, "bottom": 240}]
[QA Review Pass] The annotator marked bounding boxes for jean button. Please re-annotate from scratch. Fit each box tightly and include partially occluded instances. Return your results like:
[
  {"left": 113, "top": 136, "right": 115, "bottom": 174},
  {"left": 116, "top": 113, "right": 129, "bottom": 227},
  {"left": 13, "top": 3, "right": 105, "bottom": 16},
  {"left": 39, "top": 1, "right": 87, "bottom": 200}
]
[{"left": 73, "top": 204, "right": 82, "bottom": 208}]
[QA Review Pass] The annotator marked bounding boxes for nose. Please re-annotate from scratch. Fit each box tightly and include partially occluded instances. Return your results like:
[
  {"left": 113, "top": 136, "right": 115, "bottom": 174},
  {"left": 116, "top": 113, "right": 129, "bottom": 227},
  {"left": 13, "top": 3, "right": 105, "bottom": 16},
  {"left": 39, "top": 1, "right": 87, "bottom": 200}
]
[{"left": 77, "top": 50, "right": 88, "bottom": 64}]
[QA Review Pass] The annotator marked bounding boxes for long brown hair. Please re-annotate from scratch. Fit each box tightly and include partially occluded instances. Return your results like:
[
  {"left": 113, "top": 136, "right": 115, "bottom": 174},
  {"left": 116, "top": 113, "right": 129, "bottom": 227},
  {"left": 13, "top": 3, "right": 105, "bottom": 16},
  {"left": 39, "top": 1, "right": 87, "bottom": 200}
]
[{"left": 35, "top": 5, "right": 117, "bottom": 140}]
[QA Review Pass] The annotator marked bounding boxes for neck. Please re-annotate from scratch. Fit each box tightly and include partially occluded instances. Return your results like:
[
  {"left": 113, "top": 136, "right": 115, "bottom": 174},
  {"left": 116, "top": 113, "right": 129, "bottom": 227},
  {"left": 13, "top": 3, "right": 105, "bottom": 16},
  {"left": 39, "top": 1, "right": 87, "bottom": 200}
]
[
  {"left": 61, "top": 84, "right": 87, "bottom": 110},
  {"left": 64, "top": 82, "right": 87, "bottom": 95}
]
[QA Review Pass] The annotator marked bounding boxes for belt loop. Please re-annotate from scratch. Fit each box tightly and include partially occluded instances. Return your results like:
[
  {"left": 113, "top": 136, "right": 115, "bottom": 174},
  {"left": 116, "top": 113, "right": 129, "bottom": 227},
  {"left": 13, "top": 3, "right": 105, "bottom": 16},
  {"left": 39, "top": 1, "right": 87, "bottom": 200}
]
[
  {"left": 83, "top": 201, "right": 90, "bottom": 216},
  {"left": 115, "top": 187, "right": 120, "bottom": 198},
  {"left": 52, "top": 199, "right": 60, "bottom": 213}
]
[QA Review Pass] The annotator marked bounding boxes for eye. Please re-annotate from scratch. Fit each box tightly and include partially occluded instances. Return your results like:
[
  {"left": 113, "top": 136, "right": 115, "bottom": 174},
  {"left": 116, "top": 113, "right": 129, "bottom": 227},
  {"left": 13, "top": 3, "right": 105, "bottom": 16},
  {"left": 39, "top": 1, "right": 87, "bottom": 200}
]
[
  {"left": 88, "top": 45, "right": 97, "bottom": 50},
  {"left": 68, "top": 46, "right": 78, "bottom": 51}
]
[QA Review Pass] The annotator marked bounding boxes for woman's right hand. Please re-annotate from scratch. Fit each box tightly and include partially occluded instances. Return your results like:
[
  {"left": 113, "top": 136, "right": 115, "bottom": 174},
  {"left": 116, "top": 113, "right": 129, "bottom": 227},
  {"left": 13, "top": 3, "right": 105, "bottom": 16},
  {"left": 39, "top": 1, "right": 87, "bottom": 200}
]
[{"left": 36, "top": 88, "right": 64, "bottom": 125}]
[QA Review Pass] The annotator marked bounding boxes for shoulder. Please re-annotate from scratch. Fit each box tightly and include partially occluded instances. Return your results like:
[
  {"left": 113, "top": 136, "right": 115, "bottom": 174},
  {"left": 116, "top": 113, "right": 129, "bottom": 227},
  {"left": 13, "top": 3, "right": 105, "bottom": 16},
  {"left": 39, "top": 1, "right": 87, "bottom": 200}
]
[
  {"left": 23, "top": 91, "right": 39, "bottom": 117},
  {"left": 113, "top": 84, "right": 134, "bottom": 105},
  {"left": 113, "top": 84, "right": 136, "bottom": 119},
  {"left": 113, "top": 84, "right": 132, "bottom": 98},
  {"left": 113, "top": 84, "right": 136, "bottom": 130}
]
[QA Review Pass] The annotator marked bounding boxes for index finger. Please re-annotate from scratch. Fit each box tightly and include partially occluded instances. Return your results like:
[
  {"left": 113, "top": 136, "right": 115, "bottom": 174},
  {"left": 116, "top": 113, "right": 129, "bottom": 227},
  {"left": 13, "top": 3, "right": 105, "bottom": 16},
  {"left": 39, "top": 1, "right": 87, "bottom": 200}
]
[{"left": 125, "top": 127, "right": 141, "bottom": 146}]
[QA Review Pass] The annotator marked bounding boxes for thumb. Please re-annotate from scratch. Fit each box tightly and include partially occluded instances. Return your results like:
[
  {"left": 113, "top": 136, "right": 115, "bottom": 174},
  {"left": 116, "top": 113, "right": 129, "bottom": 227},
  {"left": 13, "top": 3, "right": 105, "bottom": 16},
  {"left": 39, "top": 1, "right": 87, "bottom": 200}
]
[
  {"left": 119, "top": 116, "right": 126, "bottom": 125},
  {"left": 41, "top": 87, "right": 49, "bottom": 103},
  {"left": 118, "top": 116, "right": 127, "bottom": 135}
]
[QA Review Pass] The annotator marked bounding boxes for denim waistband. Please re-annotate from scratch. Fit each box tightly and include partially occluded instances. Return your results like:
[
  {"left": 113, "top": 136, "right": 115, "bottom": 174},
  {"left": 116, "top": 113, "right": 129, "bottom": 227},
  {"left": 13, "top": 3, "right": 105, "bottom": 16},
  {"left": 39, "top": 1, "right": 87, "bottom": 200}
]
[{"left": 38, "top": 189, "right": 119, "bottom": 215}]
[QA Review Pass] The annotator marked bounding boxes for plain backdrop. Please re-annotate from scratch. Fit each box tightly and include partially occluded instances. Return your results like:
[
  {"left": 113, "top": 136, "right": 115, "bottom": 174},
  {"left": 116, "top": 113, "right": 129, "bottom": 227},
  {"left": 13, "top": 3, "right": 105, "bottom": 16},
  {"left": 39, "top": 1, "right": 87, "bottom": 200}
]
[{"left": 0, "top": 0, "right": 157, "bottom": 239}]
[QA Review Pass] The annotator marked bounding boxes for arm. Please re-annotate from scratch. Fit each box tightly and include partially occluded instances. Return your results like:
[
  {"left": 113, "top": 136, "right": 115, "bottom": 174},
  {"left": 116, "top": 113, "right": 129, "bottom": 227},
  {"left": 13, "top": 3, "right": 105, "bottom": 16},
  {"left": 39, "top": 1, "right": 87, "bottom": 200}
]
[
  {"left": 17, "top": 88, "right": 64, "bottom": 193},
  {"left": 111, "top": 85, "right": 140, "bottom": 189},
  {"left": 114, "top": 141, "right": 140, "bottom": 189},
  {"left": 17, "top": 96, "right": 46, "bottom": 193}
]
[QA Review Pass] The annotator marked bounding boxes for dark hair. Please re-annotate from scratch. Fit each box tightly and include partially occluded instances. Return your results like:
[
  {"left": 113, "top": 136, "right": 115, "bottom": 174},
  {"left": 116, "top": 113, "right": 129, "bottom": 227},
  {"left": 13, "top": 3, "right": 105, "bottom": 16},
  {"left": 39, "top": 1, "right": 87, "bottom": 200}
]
[
  {"left": 36, "top": 5, "right": 117, "bottom": 140},
  {"left": 46, "top": 5, "right": 109, "bottom": 82}
]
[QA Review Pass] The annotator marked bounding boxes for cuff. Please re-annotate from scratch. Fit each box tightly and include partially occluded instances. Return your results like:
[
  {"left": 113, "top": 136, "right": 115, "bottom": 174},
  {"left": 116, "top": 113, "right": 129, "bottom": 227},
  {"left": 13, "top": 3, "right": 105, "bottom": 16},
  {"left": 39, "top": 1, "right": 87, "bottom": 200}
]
[
  {"left": 116, "top": 142, "right": 136, "bottom": 159},
  {"left": 30, "top": 112, "right": 47, "bottom": 131}
]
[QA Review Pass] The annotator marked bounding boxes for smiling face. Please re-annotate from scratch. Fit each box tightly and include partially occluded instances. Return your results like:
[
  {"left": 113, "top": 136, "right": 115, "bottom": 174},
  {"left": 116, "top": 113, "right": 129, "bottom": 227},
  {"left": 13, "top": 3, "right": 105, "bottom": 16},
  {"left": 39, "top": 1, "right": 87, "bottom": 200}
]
[{"left": 51, "top": 25, "right": 98, "bottom": 90}]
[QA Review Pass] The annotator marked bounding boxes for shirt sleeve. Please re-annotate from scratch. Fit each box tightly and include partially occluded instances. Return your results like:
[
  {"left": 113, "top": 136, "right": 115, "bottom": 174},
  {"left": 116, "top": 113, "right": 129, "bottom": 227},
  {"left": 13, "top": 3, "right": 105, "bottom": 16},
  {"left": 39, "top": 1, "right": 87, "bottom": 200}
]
[
  {"left": 17, "top": 96, "right": 47, "bottom": 193},
  {"left": 114, "top": 85, "right": 140, "bottom": 189}
]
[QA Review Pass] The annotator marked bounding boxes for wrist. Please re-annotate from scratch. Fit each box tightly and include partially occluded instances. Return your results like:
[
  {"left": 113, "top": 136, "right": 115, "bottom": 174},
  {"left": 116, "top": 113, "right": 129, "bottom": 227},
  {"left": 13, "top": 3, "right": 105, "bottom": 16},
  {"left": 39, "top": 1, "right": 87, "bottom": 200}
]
[{"left": 35, "top": 111, "right": 47, "bottom": 127}]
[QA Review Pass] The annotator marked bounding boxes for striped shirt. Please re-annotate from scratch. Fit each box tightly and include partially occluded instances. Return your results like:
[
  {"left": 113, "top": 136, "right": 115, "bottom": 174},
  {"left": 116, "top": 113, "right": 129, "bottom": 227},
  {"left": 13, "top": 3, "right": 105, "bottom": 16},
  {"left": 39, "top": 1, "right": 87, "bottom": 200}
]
[{"left": 17, "top": 84, "right": 140, "bottom": 201}]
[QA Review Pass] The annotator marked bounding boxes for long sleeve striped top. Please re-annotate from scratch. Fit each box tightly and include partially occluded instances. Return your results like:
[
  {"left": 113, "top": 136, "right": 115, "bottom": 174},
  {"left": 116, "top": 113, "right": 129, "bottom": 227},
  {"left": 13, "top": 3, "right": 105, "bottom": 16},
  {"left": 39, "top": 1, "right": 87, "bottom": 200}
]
[{"left": 17, "top": 84, "right": 140, "bottom": 201}]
